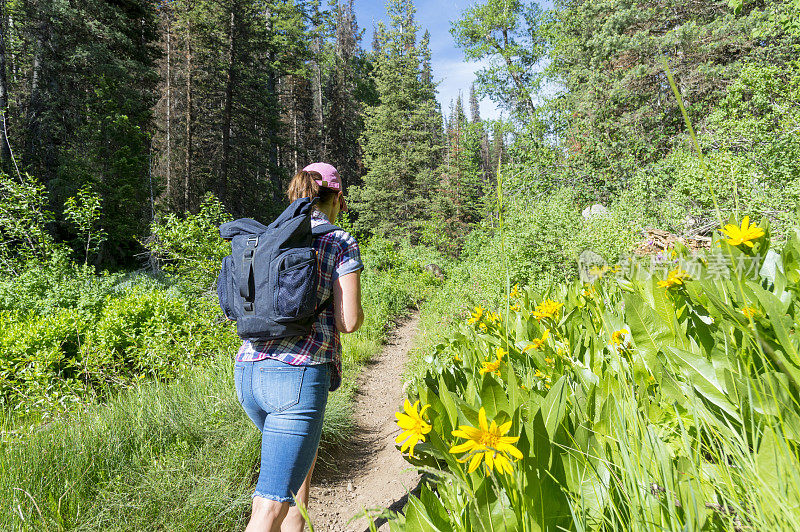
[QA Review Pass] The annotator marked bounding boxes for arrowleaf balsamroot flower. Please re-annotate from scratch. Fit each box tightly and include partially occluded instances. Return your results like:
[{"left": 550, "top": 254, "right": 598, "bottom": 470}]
[
  {"left": 395, "top": 399, "right": 432, "bottom": 458},
  {"left": 450, "top": 407, "right": 522, "bottom": 475},
  {"left": 467, "top": 305, "right": 485, "bottom": 325},
  {"left": 531, "top": 299, "right": 563, "bottom": 321},
  {"left": 720, "top": 216, "right": 764, "bottom": 248},
  {"left": 524, "top": 329, "right": 550, "bottom": 351},
  {"left": 479, "top": 347, "right": 506, "bottom": 377},
  {"left": 611, "top": 329, "right": 629, "bottom": 346},
  {"left": 657, "top": 267, "right": 689, "bottom": 289}
]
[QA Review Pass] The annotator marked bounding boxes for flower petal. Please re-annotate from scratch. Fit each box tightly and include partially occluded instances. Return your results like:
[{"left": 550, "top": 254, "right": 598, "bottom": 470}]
[
  {"left": 468, "top": 452, "right": 483, "bottom": 473},
  {"left": 395, "top": 430, "right": 412, "bottom": 444},
  {"left": 450, "top": 441, "right": 478, "bottom": 454},
  {"left": 504, "top": 443, "right": 523, "bottom": 460},
  {"left": 479, "top": 408, "right": 489, "bottom": 433}
]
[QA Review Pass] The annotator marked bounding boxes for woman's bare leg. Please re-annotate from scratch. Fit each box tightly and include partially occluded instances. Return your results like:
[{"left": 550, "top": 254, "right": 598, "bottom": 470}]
[
  {"left": 246, "top": 497, "right": 290, "bottom": 532},
  {"left": 281, "top": 451, "right": 318, "bottom": 532}
]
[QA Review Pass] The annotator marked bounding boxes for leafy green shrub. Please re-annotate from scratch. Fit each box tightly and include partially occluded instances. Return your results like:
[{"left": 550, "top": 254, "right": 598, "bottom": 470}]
[
  {"left": 0, "top": 173, "right": 62, "bottom": 273},
  {"left": 0, "top": 279, "right": 238, "bottom": 414},
  {"left": 64, "top": 184, "right": 108, "bottom": 265},
  {"left": 0, "top": 259, "right": 125, "bottom": 316},
  {"left": 145, "top": 193, "right": 232, "bottom": 288}
]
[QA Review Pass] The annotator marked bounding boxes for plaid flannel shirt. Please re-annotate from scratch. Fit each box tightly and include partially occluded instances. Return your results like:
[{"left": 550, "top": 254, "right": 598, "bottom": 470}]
[{"left": 236, "top": 211, "right": 363, "bottom": 392}]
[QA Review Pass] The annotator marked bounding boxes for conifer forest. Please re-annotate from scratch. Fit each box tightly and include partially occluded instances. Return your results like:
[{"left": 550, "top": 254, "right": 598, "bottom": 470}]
[{"left": 2, "top": 0, "right": 800, "bottom": 530}]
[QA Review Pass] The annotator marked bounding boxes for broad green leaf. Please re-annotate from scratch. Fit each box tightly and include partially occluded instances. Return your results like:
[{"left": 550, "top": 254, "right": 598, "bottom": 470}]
[
  {"left": 438, "top": 376, "right": 459, "bottom": 431},
  {"left": 419, "top": 484, "right": 452, "bottom": 530},
  {"left": 624, "top": 291, "right": 672, "bottom": 371},
  {"left": 480, "top": 375, "right": 510, "bottom": 418},
  {"left": 665, "top": 346, "right": 741, "bottom": 421},
  {"left": 469, "top": 478, "right": 519, "bottom": 532},
  {"left": 541, "top": 376, "right": 568, "bottom": 439},
  {"left": 752, "top": 283, "right": 800, "bottom": 366},
  {"left": 404, "top": 494, "right": 445, "bottom": 532}
]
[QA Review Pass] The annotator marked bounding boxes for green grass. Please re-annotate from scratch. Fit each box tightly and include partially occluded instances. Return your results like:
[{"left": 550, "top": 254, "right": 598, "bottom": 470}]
[{"left": 0, "top": 238, "right": 443, "bottom": 531}]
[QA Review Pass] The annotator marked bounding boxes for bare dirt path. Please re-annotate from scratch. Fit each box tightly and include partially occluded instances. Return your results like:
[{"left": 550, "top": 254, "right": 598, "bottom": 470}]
[{"left": 308, "top": 313, "right": 422, "bottom": 531}]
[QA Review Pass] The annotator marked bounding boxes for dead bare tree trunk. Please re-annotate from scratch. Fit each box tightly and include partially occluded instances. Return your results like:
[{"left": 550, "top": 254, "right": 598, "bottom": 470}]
[
  {"left": 221, "top": 7, "right": 237, "bottom": 205},
  {"left": 184, "top": 19, "right": 193, "bottom": 212},
  {"left": 165, "top": 6, "right": 172, "bottom": 202},
  {"left": 0, "top": 0, "right": 12, "bottom": 175}
]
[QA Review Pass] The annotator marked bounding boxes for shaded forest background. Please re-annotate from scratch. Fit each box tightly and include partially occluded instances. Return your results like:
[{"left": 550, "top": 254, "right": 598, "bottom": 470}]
[
  {"left": 2, "top": 0, "right": 798, "bottom": 270},
  {"left": 0, "top": 0, "right": 503, "bottom": 264}
]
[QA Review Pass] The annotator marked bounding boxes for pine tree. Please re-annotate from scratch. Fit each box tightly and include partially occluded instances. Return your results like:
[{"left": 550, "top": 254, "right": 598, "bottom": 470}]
[
  {"left": 8, "top": 0, "right": 160, "bottom": 262},
  {"left": 469, "top": 83, "right": 492, "bottom": 187},
  {"left": 440, "top": 93, "right": 483, "bottom": 228},
  {"left": 351, "top": 0, "right": 442, "bottom": 238},
  {"left": 318, "top": 0, "right": 365, "bottom": 185}
]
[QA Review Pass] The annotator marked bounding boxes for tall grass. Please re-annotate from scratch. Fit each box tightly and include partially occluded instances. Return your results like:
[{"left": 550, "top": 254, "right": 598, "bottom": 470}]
[{"left": 0, "top": 238, "right": 443, "bottom": 530}]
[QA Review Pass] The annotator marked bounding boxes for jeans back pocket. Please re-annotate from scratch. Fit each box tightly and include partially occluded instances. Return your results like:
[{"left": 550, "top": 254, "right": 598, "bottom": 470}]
[{"left": 257, "top": 366, "right": 304, "bottom": 413}]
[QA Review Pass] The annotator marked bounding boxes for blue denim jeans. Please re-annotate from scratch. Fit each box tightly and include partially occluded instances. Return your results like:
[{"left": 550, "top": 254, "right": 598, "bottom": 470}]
[{"left": 234, "top": 358, "right": 330, "bottom": 503}]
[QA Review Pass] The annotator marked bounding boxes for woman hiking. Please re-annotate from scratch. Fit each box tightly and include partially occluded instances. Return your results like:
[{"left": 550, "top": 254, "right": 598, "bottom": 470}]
[{"left": 234, "top": 162, "right": 364, "bottom": 532}]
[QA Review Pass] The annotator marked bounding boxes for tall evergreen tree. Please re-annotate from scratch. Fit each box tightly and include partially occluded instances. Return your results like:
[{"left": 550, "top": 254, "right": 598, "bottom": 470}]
[
  {"left": 8, "top": 0, "right": 160, "bottom": 261},
  {"left": 469, "top": 83, "right": 492, "bottom": 187},
  {"left": 352, "top": 0, "right": 442, "bottom": 238}
]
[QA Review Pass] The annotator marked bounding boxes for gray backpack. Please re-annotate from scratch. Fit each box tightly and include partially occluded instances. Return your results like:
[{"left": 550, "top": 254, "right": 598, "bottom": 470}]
[{"left": 217, "top": 198, "right": 338, "bottom": 340}]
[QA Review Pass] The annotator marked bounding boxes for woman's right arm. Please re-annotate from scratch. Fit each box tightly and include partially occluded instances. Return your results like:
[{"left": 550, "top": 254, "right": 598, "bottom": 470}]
[{"left": 333, "top": 270, "right": 364, "bottom": 333}]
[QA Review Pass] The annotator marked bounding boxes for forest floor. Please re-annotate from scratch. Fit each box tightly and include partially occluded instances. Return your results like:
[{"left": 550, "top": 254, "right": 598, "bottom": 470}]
[{"left": 308, "top": 313, "right": 422, "bottom": 531}]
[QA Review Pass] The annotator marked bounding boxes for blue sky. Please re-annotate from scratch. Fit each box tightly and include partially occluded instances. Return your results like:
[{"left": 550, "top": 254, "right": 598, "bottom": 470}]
[{"left": 353, "top": 0, "right": 504, "bottom": 121}]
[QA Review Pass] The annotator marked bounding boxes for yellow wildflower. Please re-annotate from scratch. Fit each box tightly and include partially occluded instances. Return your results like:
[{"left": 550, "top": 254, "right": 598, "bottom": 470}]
[
  {"left": 467, "top": 305, "right": 486, "bottom": 325},
  {"left": 524, "top": 329, "right": 550, "bottom": 351},
  {"left": 479, "top": 348, "right": 506, "bottom": 377},
  {"left": 531, "top": 299, "right": 563, "bottom": 321},
  {"left": 657, "top": 267, "right": 689, "bottom": 289},
  {"left": 588, "top": 265, "right": 609, "bottom": 279},
  {"left": 510, "top": 284, "right": 521, "bottom": 299},
  {"left": 394, "top": 399, "right": 432, "bottom": 458},
  {"left": 545, "top": 357, "right": 555, "bottom": 365},
  {"left": 720, "top": 216, "right": 765, "bottom": 248},
  {"left": 611, "top": 329, "right": 629, "bottom": 346},
  {"left": 479, "top": 358, "right": 502, "bottom": 376},
  {"left": 509, "top": 303, "right": 520, "bottom": 312},
  {"left": 533, "top": 369, "right": 545, "bottom": 379},
  {"left": 741, "top": 306, "right": 759, "bottom": 319},
  {"left": 450, "top": 407, "right": 522, "bottom": 475}
]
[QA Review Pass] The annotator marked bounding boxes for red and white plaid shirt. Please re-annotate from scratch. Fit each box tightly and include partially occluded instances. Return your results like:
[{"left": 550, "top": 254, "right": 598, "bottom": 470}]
[{"left": 236, "top": 211, "right": 362, "bottom": 392}]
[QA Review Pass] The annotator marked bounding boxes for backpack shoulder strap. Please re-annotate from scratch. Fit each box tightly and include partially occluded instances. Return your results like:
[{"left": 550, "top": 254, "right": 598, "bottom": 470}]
[{"left": 311, "top": 222, "right": 340, "bottom": 237}]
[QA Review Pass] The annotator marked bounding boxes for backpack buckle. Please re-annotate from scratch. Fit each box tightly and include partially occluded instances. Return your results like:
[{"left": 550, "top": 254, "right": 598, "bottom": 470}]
[{"left": 247, "top": 236, "right": 259, "bottom": 246}]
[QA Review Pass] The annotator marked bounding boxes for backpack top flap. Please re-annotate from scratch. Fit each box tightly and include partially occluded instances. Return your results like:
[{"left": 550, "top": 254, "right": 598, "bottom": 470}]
[
  {"left": 267, "top": 197, "right": 318, "bottom": 230},
  {"left": 218, "top": 197, "right": 319, "bottom": 241},
  {"left": 219, "top": 218, "right": 268, "bottom": 240}
]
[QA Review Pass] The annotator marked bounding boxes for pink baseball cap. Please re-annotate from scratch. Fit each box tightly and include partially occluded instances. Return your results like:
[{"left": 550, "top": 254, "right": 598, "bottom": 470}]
[{"left": 303, "top": 162, "right": 348, "bottom": 210}]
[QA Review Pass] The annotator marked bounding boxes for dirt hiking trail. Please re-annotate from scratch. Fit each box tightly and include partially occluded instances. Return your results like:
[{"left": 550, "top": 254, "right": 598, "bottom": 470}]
[{"left": 308, "top": 313, "right": 422, "bottom": 531}]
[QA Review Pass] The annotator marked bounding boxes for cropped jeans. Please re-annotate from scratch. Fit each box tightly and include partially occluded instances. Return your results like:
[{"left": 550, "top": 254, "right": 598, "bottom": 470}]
[{"left": 234, "top": 358, "right": 330, "bottom": 503}]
